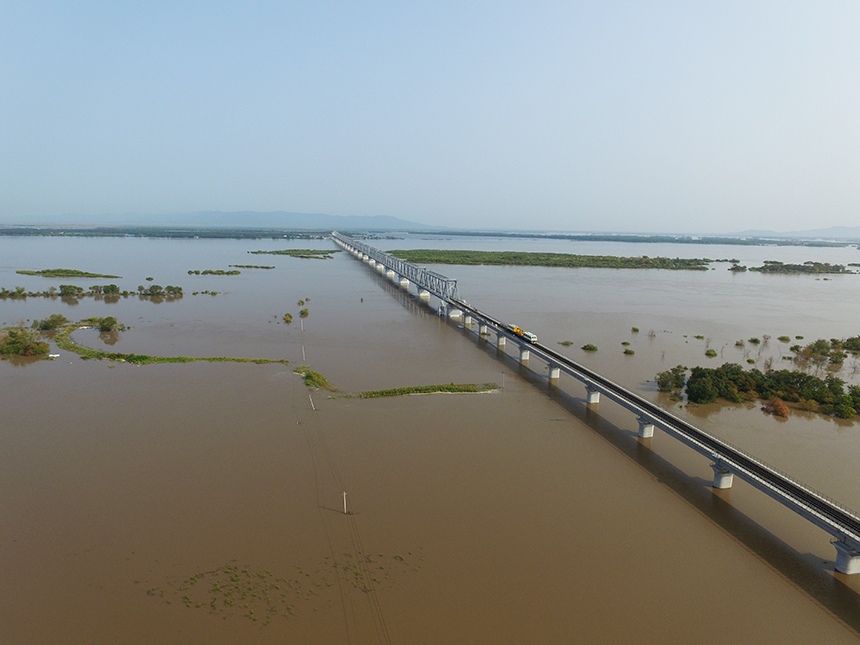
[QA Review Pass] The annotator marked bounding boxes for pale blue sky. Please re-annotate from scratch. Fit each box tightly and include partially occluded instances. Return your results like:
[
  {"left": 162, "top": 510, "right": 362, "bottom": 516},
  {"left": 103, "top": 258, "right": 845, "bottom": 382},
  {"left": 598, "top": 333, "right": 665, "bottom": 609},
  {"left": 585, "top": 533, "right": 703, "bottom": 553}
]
[{"left": 2, "top": 1, "right": 858, "bottom": 232}]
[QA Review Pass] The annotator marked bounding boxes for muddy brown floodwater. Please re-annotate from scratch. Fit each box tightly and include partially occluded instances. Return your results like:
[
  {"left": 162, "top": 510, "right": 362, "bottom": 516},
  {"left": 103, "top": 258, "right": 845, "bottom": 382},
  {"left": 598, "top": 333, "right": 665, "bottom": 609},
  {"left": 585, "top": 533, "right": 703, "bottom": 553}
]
[{"left": 1, "top": 235, "right": 859, "bottom": 643}]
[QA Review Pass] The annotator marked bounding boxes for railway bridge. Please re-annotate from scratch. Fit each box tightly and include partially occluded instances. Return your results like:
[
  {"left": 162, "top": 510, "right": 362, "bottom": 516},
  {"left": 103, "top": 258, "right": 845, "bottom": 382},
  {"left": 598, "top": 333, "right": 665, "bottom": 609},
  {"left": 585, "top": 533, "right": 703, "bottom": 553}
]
[{"left": 332, "top": 231, "right": 860, "bottom": 575}]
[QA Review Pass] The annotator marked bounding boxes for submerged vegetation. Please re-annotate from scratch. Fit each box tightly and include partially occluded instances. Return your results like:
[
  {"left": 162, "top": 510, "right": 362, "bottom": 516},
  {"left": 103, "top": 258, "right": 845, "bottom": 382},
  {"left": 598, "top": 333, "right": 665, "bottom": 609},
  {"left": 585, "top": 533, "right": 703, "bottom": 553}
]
[
  {"left": 146, "top": 552, "right": 419, "bottom": 625},
  {"left": 5, "top": 314, "right": 287, "bottom": 366},
  {"left": 389, "top": 249, "right": 715, "bottom": 270},
  {"left": 229, "top": 264, "right": 274, "bottom": 269},
  {"left": 16, "top": 267, "right": 121, "bottom": 278}
]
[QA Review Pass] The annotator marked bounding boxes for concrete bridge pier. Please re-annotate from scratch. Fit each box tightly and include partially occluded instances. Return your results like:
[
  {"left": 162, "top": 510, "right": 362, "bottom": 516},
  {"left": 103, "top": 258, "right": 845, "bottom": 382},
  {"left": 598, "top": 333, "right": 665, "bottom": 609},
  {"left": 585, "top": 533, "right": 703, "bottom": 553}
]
[
  {"left": 519, "top": 346, "right": 530, "bottom": 363},
  {"left": 448, "top": 308, "right": 462, "bottom": 320},
  {"left": 496, "top": 333, "right": 506, "bottom": 348},
  {"left": 637, "top": 417, "right": 655, "bottom": 438},
  {"left": 368, "top": 259, "right": 376, "bottom": 267},
  {"left": 464, "top": 314, "right": 473, "bottom": 327},
  {"left": 479, "top": 324, "right": 489, "bottom": 337},
  {"left": 548, "top": 364, "right": 560, "bottom": 380},
  {"left": 418, "top": 289, "right": 430, "bottom": 301},
  {"left": 386, "top": 269, "right": 396, "bottom": 281},
  {"left": 376, "top": 263, "right": 385, "bottom": 274},
  {"left": 399, "top": 277, "right": 410, "bottom": 290},
  {"left": 585, "top": 385, "right": 600, "bottom": 404},
  {"left": 710, "top": 461, "right": 735, "bottom": 489},
  {"left": 834, "top": 540, "right": 860, "bottom": 575}
]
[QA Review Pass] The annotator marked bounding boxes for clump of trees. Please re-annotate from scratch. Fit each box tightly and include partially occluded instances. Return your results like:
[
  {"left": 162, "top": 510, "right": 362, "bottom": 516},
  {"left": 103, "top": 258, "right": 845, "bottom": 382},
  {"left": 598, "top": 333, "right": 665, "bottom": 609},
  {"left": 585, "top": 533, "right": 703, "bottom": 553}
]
[
  {"left": 187, "top": 269, "right": 241, "bottom": 275},
  {"left": 136, "top": 284, "right": 183, "bottom": 298},
  {"left": 0, "top": 326, "right": 49, "bottom": 357},
  {"left": 0, "top": 283, "right": 179, "bottom": 300},
  {"left": 32, "top": 313, "right": 69, "bottom": 331},
  {"left": 656, "top": 362, "right": 860, "bottom": 418},
  {"left": 789, "top": 337, "right": 860, "bottom": 366},
  {"left": 749, "top": 260, "right": 852, "bottom": 274}
]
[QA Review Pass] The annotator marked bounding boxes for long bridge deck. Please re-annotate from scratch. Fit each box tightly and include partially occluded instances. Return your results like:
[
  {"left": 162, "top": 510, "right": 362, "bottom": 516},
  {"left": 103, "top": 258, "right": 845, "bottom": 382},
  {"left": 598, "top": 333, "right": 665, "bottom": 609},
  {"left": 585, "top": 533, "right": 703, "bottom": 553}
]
[{"left": 332, "top": 231, "right": 860, "bottom": 575}]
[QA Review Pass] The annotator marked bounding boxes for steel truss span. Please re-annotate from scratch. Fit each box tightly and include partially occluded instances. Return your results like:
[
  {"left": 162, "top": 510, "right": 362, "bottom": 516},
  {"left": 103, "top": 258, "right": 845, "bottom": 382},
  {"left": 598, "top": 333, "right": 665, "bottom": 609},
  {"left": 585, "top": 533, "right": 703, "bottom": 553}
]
[{"left": 332, "top": 232, "right": 459, "bottom": 301}]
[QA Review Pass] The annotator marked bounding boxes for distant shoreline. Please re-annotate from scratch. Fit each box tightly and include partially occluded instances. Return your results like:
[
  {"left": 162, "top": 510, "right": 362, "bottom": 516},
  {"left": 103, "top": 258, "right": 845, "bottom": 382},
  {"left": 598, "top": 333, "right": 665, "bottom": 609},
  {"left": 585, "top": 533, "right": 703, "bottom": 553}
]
[{"left": 1, "top": 225, "right": 859, "bottom": 247}]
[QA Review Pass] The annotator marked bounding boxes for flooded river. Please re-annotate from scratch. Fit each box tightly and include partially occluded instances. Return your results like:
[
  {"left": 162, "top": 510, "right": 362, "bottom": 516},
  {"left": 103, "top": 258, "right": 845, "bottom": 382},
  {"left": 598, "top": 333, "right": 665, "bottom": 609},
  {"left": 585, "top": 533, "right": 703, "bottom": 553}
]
[{"left": 1, "top": 234, "right": 859, "bottom": 643}]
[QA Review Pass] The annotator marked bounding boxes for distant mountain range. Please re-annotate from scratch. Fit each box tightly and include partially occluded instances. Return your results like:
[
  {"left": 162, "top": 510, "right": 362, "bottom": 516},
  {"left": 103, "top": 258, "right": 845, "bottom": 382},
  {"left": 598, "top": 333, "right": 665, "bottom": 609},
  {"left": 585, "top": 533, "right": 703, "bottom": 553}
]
[{"left": 3, "top": 210, "right": 436, "bottom": 231}]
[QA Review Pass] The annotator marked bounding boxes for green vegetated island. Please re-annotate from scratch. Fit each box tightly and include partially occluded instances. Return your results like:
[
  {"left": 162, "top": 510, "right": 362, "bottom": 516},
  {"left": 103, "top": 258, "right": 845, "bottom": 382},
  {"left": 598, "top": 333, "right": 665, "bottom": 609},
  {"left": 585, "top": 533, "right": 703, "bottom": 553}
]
[
  {"left": 249, "top": 249, "right": 340, "bottom": 259},
  {"left": 16, "top": 268, "right": 121, "bottom": 278},
  {"left": 292, "top": 365, "right": 497, "bottom": 397},
  {"left": 729, "top": 260, "right": 854, "bottom": 274},
  {"left": 657, "top": 336, "right": 860, "bottom": 419},
  {"left": 390, "top": 249, "right": 718, "bottom": 270},
  {"left": 187, "top": 269, "right": 241, "bottom": 275},
  {"left": 388, "top": 250, "right": 856, "bottom": 274}
]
